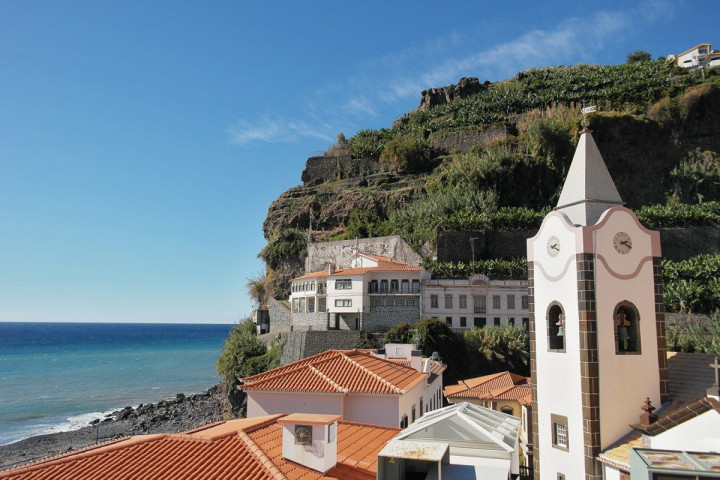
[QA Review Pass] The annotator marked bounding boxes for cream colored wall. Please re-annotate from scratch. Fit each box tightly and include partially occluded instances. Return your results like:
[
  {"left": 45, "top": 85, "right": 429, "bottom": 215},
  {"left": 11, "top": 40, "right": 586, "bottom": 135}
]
[
  {"left": 530, "top": 212, "right": 587, "bottom": 480},
  {"left": 651, "top": 411, "right": 720, "bottom": 452},
  {"left": 343, "top": 394, "right": 399, "bottom": 427},
  {"left": 593, "top": 209, "right": 661, "bottom": 449},
  {"left": 246, "top": 391, "right": 343, "bottom": 418}
]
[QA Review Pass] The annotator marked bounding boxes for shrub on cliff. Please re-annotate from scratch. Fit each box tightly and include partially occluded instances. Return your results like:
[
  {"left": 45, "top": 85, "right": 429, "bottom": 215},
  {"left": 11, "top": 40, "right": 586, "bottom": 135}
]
[
  {"left": 259, "top": 229, "right": 307, "bottom": 270},
  {"left": 380, "top": 137, "right": 429, "bottom": 173}
]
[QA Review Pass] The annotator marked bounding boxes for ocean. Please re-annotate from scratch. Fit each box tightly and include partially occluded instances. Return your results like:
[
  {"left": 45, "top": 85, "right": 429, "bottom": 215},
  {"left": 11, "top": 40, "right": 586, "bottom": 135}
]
[{"left": 0, "top": 322, "right": 232, "bottom": 445}]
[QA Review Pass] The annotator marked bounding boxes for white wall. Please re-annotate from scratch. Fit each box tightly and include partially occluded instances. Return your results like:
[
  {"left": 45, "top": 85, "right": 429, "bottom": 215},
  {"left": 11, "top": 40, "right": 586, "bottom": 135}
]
[
  {"left": 650, "top": 410, "right": 720, "bottom": 452},
  {"left": 530, "top": 213, "right": 588, "bottom": 480},
  {"left": 246, "top": 391, "right": 343, "bottom": 418}
]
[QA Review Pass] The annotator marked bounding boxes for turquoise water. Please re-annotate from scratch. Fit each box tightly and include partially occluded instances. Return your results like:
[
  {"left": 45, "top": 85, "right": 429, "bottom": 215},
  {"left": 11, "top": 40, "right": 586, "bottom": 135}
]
[{"left": 0, "top": 322, "right": 232, "bottom": 445}]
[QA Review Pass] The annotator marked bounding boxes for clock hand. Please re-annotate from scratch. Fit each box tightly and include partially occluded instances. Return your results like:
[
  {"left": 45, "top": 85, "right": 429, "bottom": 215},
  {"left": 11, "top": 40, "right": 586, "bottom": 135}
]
[{"left": 551, "top": 244, "right": 559, "bottom": 250}]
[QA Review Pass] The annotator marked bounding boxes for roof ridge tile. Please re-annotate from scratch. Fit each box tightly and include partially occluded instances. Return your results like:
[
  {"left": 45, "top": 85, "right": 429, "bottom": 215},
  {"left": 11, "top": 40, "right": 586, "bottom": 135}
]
[
  {"left": 341, "top": 352, "right": 404, "bottom": 394},
  {"left": 236, "top": 429, "right": 289, "bottom": 480},
  {"left": 308, "top": 364, "right": 349, "bottom": 393}
]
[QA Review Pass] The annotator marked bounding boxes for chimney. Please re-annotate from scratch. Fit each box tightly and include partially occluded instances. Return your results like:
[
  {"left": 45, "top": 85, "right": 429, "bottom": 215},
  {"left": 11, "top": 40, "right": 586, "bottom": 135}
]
[
  {"left": 278, "top": 414, "right": 341, "bottom": 473},
  {"left": 639, "top": 397, "right": 658, "bottom": 426},
  {"left": 328, "top": 263, "right": 336, "bottom": 275},
  {"left": 422, "top": 358, "right": 432, "bottom": 373},
  {"left": 410, "top": 349, "right": 422, "bottom": 372}
]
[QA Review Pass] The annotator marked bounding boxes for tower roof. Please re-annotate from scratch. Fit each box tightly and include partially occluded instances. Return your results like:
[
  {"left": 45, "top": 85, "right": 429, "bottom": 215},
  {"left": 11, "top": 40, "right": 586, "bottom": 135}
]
[{"left": 555, "top": 130, "right": 623, "bottom": 226}]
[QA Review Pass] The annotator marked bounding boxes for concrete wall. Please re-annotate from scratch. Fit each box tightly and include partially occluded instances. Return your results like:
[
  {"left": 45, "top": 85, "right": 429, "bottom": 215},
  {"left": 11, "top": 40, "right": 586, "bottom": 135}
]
[
  {"left": 301, "top": 155, "right": 383, "bottom": 186},
  {"left": 267, "top": 298, "right": 291, "bottom": 333},
  {"left": 430, "top": 126, "right": 505, "bottom": 154},
  {"left": 343, "top": 395, "right": 399, "bottom": 427},
  {"left": 278, "top": 330, "right": 362, "bottom": 365},
  {"left": 306, "top": 236, "right": 422, "bottom": 273},
  {"left": 438, "top": 225, "right": 720, "bottom": 263},
  {"left": 650, "top": 410, "right": 720, "bottom": 451}
]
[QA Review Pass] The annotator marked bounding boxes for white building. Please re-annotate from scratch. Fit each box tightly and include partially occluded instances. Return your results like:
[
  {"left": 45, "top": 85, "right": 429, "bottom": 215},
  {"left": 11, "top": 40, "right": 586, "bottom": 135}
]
[
  {"left": 672, "top": 43, "right": 720, "bottom": 71},
  {"left": 241, "top": 348, "right": 445, "bottom": 429},
  {"left": 527, "top": 127, "right": 667, "bottom": 479},
  {"left": 421, "top": 274, "right": 529, "bottom": 331},
  {"left": 289, "top": 253, "right": 430, "bottom": 332}
]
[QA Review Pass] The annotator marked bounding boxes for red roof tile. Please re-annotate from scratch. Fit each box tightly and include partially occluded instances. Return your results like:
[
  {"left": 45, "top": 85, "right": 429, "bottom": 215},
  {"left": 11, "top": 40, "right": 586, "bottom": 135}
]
[
  {"left": 444, "top": 371, "right": 529, "bottom": 400},
  {"left": 360, "top": 253, "right": 407, "bottom": 266},
  {"left": 242, "top": 350, "right": 427, "bottom": 395},
  {"left": 0, "top": 416, "right": 399, "bottom": 480},
  {"left": 292, "top": 265, "right": 420, "bottom": 281},
  {"left": 382, "top": 357, "right": 448, "bottom": 376}
]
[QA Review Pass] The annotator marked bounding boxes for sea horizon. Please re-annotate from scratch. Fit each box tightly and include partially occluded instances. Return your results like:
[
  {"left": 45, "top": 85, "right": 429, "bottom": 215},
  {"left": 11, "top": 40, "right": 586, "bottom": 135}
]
[{"left": 0, "top": 322, "right": 232, "bottom": 445}]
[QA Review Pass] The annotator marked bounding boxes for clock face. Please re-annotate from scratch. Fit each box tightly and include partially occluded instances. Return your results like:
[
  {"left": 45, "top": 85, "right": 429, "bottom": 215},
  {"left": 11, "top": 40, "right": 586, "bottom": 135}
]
[
  {"left": 546, "top": 236, "right": 560, "bottom": 257},
  {"left": 613, "top": 232, "right": 632, "bottom": 254},
  {"left": 294, "top": 425, "right": 312, "bottom": 445}
]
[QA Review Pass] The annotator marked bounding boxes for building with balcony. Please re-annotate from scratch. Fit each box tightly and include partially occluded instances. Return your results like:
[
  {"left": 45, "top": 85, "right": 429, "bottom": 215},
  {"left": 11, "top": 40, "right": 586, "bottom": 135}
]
[
  {"left": 671, "top": 43, "right": 720, "bottom": 72},
  {"left": 420, "top": 274, "right": 529, "bottom": 331},
  {"left": 289, "top": 252, "right": 430, "bottom": 332}
]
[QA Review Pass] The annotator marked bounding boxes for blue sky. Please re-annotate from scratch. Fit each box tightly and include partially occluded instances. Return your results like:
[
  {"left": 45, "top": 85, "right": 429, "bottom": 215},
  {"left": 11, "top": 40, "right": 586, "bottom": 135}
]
[{"left": 0, "top": 0, "right": 713, "bottom": 324}]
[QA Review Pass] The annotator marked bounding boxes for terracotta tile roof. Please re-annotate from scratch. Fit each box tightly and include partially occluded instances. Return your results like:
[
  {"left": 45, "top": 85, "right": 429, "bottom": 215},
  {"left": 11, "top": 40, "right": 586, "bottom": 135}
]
[
  {"left": 292, "top": 265, "right": 421, "bottom": 281},
  {"left": 382, "top": 357, "right": 448, "bottom": 376},
  {"left": 666, "top": 352, "right": 718, "bottom": 401},
  {"left": 598, "top": 397, "right": 720, "bottom": 470},
  {"left": 241, "top": 350, "right": 427, "bottom": 395},
  {"left": 443, "top": 371, "right": 529, "bottom": 399},
  {"left": 631, "top": 397, "right": 720, "bottom": 436},
  {"left": 0, "top": 416, "right": 399, "bottom": 480}
]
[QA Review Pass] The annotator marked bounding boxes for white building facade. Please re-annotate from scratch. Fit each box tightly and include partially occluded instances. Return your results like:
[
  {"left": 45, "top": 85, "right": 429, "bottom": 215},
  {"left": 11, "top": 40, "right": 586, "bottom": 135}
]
[
  {"left": 289, "top": 253, "right": 430, "bottom": 332},
  {"left": 421, "top": 274, "right": 529, "bottom": 331}
]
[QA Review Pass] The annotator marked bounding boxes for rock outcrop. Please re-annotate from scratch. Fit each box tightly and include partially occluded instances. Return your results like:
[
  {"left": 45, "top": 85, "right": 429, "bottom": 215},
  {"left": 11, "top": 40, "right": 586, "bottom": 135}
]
[{"left": 417, "top": 77, "right": 486, "bottom": 111}]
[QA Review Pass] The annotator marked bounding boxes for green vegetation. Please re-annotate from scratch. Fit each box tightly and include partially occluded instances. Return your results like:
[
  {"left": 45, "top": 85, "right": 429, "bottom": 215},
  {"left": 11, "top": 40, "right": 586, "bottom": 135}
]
[
  {"left": 626, "top": 50, "right": 652, "bottom": 63},
  {"left": 663, "top": 254, "right": 720, "bottom": 313},
  {"left": 422, "top": 257, "right": 528, "bottom": 279},
  {"left": 259, "top": 228, "right": 307, "bottom": 270},
  {"left": 383, "top": 319, "right": 531, "bottom": 383},
  {"left": 380, "top": 137, "right": 430, "bottom": 173},
  {"left": 667, "top": 315, "right": 720, "bottom": 354},
  {"left": 216, "top": 318, "right": 283, "bottom": 416}
]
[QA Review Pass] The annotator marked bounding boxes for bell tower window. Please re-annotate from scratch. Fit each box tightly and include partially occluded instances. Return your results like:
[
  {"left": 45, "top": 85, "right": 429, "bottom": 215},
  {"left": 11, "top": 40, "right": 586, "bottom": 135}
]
[
  {"left": 548, "top": 303, "right": 565, "bottom": 352},
  {"left": 614, "top": 302, "right": 641, "bottom": 354}
]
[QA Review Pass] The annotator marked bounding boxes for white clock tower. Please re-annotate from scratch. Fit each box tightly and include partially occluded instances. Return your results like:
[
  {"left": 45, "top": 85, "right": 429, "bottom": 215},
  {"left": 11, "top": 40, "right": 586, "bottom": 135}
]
[{"left": 527, "top": 126, "right": 668, "bottom": 480}]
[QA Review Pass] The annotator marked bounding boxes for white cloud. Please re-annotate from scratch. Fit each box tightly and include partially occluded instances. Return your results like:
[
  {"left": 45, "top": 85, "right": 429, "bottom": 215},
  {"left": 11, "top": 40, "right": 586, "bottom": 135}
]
[{"left": 226, "top": 115, "right": 334, "bottom": 145}]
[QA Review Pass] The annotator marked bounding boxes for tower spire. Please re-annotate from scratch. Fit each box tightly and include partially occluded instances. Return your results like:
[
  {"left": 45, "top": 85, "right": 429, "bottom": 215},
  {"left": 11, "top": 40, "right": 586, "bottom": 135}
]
[{"left": 555, "top": 111, "right": 623, "bottom": 226}]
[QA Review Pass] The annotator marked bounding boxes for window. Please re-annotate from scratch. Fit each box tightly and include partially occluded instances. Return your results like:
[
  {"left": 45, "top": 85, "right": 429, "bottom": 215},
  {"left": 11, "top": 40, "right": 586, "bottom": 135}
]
[
  {"left": 395, "top": 298, "right": 403, "bottom": 307},
  {"left": 318, "top": 298, "right": 326, "bottom": 312},
  {"left": 445, "top": 294, "right": 453, "bottom": 309},
  {"left": 412, "top": 280, "right": 420, "bottom": 293},
  {"left": 336, "top": 279, "right": 352, "bottom": 290},
  {"left": 368, "top": 280, "right": 378, "bottom": 293},
  {"left": 411, "top": 405, "right": 416, "bottom": 423},
  {"left": 493, "top": 295, "right": 501, "bottom": 310},
  {"left": 459, "top": 295, "right": 467, "bottom": 309},
  {"left": 615, "top": 302, "right": 641, "bottom": 354},
  {"left": 508, "top": 317, "right": 515, "bottom": 326},
  {"left": 299, "top": 298, "right": 306, "bottom": 313},
  {"left": 401, "top": 279, "right": 409, "bottom": 293},
  {"left": 460, "top": 317, "right": 467, "bottom": 328},
  {"left": 474, "top": 295, "right": 486, "bottom": 313},
  {"left": 501, "top": 406, "right": 514, "bottom": 415},
  {"left": 548, "top": 303, "right": 565, "bottom": 351},
  {"left": 522, "top": 317, "right": 529, "bottom": 329},
  {"left": 380, "top": 280, "right": 389, "bottom": 293},
  {"left": 400, "top": 415, "right": 408, "bottom": 429},
  {"left": 551, "top": 414, "right": 569, "bottom": 450},
  {"left": 334, "top": 299, "right": 352, "bottom": 307},
  {"left": 557, "top": 475, "right": 565, "bottom": 480},
  {"left": 507, "top": 295, "right": 515, "bottom": 310},
  {"left": 292, "top": 298, "right": 299, "bottom": 313},
  {"left": 494, "top": 317, "right": 501, "bottom": 326},
  {"left": 420, "top": 397, "right": 424, "bottom": 416},
  {"left": 318, "top": 282, "right": 326, "bottom": 294},
  {"left": 308, "top": 298, "right": 315, "bottom": 313},
  {"left": 407, "top": 297, "right": 416, "bottom": 307},
  {"left": 390, "top": 279, "right": 399, "bottom": 293},
  {"left": 474, "top": 317, "right": 486, "bottom": 328},
  {"left": 522, "top": 295, "right": 529, "bottom": 309},
  {"left": 446, "top": 317, "right": 453, "bottom": 325},
  {"left": 430, "top": 295, "right": 438, "bottom": 308}
]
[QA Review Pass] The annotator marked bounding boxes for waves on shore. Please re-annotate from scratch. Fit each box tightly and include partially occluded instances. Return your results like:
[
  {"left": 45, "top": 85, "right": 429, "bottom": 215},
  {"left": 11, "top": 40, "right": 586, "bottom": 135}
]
[{"left": 0, "top": 409, "right": 116, "bottom": 446}]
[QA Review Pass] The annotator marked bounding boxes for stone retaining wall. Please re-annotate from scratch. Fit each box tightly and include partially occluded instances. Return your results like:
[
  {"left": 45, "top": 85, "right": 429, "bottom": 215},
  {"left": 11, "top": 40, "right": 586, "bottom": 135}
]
[{"left": 306, "top": 235, "right": 422, "bottom": 272}]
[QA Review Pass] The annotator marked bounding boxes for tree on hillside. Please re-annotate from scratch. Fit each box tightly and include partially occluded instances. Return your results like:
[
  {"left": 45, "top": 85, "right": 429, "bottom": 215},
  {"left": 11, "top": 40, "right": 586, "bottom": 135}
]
[
  {"left": 627, "top": 50, "right": 652, "bottom": 63},
  {"left": 464, "top": 325, "right": 530, "bottom": 376},
  {"left": 216, "top": 318, "right": 282, "bottom": 417}
]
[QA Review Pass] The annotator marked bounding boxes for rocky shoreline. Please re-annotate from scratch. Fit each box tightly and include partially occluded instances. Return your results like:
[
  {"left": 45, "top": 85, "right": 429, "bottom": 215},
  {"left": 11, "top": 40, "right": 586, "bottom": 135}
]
[{"left": 0, "top": 384, "right": 226, "bottom": 470}]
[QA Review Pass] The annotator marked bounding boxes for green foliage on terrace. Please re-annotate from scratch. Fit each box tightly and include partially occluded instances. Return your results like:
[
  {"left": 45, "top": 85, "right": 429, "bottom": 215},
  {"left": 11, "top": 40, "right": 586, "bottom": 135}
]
[
  {"left": 464, "top": 325, "right": 530, "bottom": 374},
  {"left": 379, "top": 137, "right": 431, "bottom": 173},
  {"left": 636, "top": 201, "right": 720, "bottom": 228},
  {"left": 216, "top": 318, "right": 283, "bottom": 382},
  {"left": 663, "top": 254, "right": 720, "bottom": 314},
  {"left": 667, "top": 314, "right": 720, "bottom": 354},
  {"left": 422, "top": 257, "right": 528, "bottom": 280},
  {"left": 259, "top": 228, "right": 307, "bottom": 270},
  {"left": 347, "top": 60, "right": 691, "bottom": 157}
]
